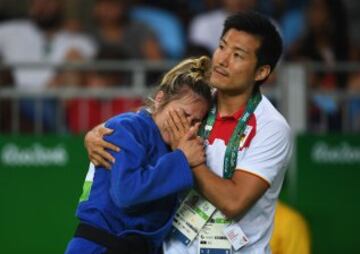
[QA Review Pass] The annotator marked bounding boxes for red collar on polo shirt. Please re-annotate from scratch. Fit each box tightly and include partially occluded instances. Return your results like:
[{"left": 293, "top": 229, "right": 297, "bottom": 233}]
[{"left": 208, "top": 105, "right": 257, "bottom": 148}]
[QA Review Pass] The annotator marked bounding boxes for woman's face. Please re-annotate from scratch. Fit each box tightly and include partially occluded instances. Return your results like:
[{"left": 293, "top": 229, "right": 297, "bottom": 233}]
[{"left": 153, "top": 90, "right": 209, "bottom": 144}]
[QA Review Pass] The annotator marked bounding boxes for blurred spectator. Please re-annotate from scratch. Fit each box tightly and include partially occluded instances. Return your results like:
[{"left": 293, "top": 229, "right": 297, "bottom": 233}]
[
  {"left": 288, "top": 0, "right": 350, "bottom": 131},
  {"left": 343, "top": 0, "right": 360, "bottom": 60},
  {"left": 270, "top": 201, "right": 311, "bottom": 254},
  {"left": 347, "top": 71, "right": 360, "bottom": 131},
  {"left": 130, "top": 0, "right": 219, "bottom": 29},
  {"left": 278, "top": 7, "right": 306, "bottom": 50},
  {"left": 0, "top": 0, "right": 96, "bottom": 90},
  {"left": 289, "top": 0, "right": 349, "bottom": 67},
  {"left": 258, "top": 0, "right": 288, "bottom": 20},
  {"left": 188, "top": 0, "right": 257, "bottom": 54},
  {"left": 90, "top": 0, "right": 163, "bottom": 60},
  {"left": 257, "top": 0, "right": 307, "bottom": 21},
  {"left": 256, "top": 0, "right": 307, "bottom": 50},
  {"left": 343, "top": 0, "right": 360, "bottom": 131},
  {"left": 0, "top": 67, "right": 14, "bottom": 132},
  {"left": 0, "top": 0, "right": 96, "bottom": 132},
  {"left": 65, "top": 48, "right": 143, "bottom": 133},
  {"left": 130, "top": 6, "right": 185, "bottom": 58}
]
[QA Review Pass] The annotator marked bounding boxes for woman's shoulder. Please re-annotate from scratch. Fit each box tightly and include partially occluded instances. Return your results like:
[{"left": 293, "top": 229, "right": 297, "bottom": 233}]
[
  {"left": 106, "top": 109, "right": 153, "bottom": 130},
  {"left": 104, "top": 109, "right": 158, "bottom": 145}
]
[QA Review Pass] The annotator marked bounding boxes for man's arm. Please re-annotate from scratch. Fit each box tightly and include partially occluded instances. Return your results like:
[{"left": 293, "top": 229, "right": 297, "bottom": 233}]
[
  {"left": 84, "top": 123, "right": 119, "bottom": 168},
  {"left": 192, "top": 164, "right": 269, "bottom": 219},
  {"left": 193, "top": 120, "right": 292, "bottom": 219}
]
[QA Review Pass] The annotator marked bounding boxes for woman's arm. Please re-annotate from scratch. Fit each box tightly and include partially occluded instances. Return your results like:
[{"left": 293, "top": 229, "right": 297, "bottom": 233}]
[
  {"left": 105, "top": 121, "right": 201, "bottom": 208},
  {"left": 84, "top": 109, "right": 192, "bottom": 168}
]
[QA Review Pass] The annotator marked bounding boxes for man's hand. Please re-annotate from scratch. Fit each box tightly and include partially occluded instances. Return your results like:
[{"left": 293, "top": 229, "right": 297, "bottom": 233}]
[{"left": 84, "top": 123, "right": 120, "bottom": 169}]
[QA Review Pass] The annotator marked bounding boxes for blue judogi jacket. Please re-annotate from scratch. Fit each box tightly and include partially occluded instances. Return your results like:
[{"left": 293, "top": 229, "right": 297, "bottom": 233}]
[{"left": 69, "top": 109, "right": 194, "bottom": 253}]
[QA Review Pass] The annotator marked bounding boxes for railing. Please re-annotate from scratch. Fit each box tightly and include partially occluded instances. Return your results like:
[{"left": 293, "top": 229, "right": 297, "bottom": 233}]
[
  {"left": 0, "top": 87, "right": 147, "bottom": 134},
  {"left": 304, "top": 62, "right": 360, "bottom": 132},
  {"left": 1, "top": 61, "right": 359, "bottom": 134},
  {"left": 0, "top": 60, "right": 176, "bottom": 134}
]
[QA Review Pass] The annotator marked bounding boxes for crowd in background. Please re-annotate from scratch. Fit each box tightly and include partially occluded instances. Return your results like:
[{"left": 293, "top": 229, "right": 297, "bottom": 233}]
[{"left": 0, "top": 0, "right": 359, "bottom": 133}]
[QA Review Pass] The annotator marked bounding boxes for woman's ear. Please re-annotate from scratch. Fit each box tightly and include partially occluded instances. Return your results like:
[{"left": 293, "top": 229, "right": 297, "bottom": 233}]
[
  {"left": 154, "top": 91, "right": 165, "bottom": 109},
  {"left": 255, "top": 65, "right": 271, "bottom": 83}
]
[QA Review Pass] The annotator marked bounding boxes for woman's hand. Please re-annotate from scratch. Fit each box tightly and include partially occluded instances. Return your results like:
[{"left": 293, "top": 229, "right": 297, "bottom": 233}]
[
  {"left": 177, "top": 124, "right": 206, "bottom": 167},
  {"left": 165, "top": 109, "right": 205, "bottom": 166},
  {"left": 165, "top": 109, "right": 191, "bottom": 150},
  {"left": 84, "top": 123, "right": 120, "bottom": 169}
]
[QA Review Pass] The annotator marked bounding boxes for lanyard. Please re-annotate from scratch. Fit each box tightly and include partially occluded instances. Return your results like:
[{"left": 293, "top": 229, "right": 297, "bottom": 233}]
[{"left": 199, "top": 92, "right": 262, "bottom": 179}]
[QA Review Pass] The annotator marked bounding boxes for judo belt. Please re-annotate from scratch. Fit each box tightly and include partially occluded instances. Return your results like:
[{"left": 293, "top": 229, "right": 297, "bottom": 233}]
[{"left": 74, "top": 222, "right": 150, "bottom": 254}]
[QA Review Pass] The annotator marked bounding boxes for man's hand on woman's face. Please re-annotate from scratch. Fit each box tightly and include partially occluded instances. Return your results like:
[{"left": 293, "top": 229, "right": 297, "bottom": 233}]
[{"left": 84, "top": 123, "right": 120, "bottom": 169}]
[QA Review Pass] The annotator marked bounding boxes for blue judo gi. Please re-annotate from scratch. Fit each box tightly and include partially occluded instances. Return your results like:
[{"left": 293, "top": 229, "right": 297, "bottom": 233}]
[{"left": 65, "top": 109, "right": 194, "bottom": 254}]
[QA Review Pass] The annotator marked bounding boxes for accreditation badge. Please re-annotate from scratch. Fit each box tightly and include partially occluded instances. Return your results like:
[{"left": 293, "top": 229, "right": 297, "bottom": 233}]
[
  {"left": 199, "top": 210, "right": 232, "bottom": 254},
  {"left": 223, "top": 222, "right": 249, "bottom": 251},
  {"left": 171, "top": 190, "right": 216, "bottom": 246}
]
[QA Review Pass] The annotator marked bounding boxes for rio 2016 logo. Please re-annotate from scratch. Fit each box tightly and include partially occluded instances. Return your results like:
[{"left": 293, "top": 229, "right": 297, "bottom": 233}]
[
  {"left": 1, "top": 143, "right": 68, "bottom": 166},
  {"left": 311, "top": 141, "right": 360, "bottom": 164}
]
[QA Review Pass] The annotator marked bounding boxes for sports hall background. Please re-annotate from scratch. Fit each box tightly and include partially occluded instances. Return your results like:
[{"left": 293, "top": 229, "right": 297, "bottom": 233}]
[{"left": 0, "top": 0, "right": 359, "bottom": 253}]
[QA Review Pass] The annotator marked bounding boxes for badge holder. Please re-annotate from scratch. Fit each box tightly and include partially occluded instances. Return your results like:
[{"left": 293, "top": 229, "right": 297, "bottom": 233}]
[
  {"left": 198, "top": 210, "right": 232, "bottom": 254},
  {"left": 171, "top": 190, "right": 216, "bottom": 246}
]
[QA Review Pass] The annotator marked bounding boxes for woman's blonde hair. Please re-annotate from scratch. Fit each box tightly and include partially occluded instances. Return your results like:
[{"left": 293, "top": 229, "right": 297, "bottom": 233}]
[{"left": 148, "top": 55, "right": 212, "bottom": 111}]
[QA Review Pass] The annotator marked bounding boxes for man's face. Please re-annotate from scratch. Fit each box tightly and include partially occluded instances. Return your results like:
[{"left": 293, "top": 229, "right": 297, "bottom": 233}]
[
  {"left": 210, "top": 29, "right": 261, "bottom": 95},
  {"left": 93, "top": 0, "right": 124, "bottom": 26},
  {"left": 29, "top": 0, "right": 63, "bottom": 30}
]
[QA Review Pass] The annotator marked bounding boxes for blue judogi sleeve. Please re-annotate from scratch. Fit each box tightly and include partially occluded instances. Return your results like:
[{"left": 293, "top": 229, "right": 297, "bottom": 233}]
[{"left": 105, "top": 114, "right": 194, "bottom": 208}]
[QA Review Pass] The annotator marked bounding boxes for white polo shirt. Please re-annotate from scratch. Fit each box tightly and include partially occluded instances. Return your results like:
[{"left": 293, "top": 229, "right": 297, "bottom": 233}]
[
  {"left": 164, "top": 95, "right": 293, "bottom": 254},
  {"left": 0, "top": 20, "right": 96, "bottom": 90}
]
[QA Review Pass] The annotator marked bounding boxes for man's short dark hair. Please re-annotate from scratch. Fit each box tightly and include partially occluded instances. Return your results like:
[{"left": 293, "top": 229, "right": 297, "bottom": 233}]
[{"left": 222, "top": 11, "right": 283, "bottom": 74}]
